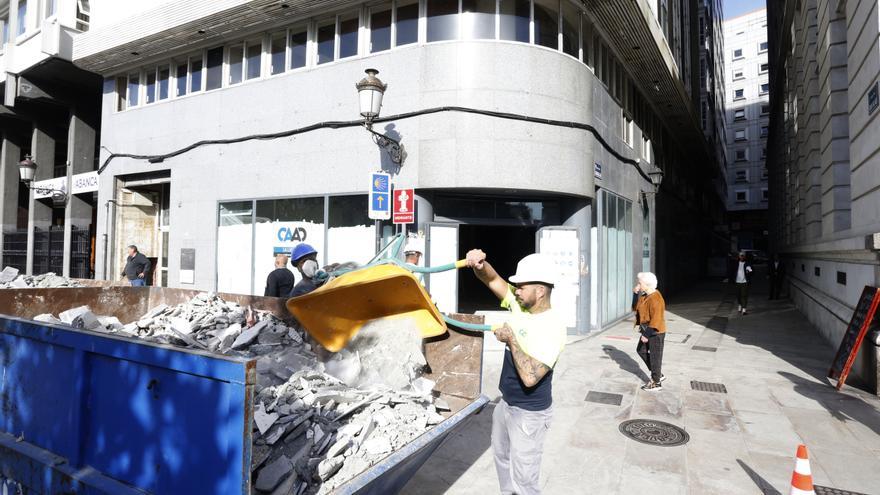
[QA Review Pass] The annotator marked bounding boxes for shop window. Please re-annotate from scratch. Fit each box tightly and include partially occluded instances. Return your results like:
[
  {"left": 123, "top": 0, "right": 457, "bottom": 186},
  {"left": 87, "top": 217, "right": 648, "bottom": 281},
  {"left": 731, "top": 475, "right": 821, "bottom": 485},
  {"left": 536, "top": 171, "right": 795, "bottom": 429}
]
[
  {"left": 338, "top": 11, "right": 360, "bottom": 59},
  {"left": 499, "top": 0, "right": 530, "bottom": 42},
  {"left": 270, "top": 32, "right": 286, "bottom": 75},
  {"left": 462, "top": 0, "right": 496, "bottom": 40},
  {"left": 370, "top": 3, "right": 392, "bottom": 53},
  {"left": 533, "top": 0, "right": 559, "bottom": 50},
  {"left": 254, "top": 197, "right": 326, "bottom": 292},
  {"left": 316, "top": 19, "right": 336, "bottom": 64},
  {"left": 396, "top": 0, "right": 419, "bottom": 46},
  {"left": 289, "top": 27, "right": 308, "bottom": 69},
  {"left": 561, "top": 0, "right": 579, "bottom": 58},
  {"left": 600, "top": 190, "right": 633, "bottom": 325},
  {"left": 217, "top": 201, "right": 254, "bottom": 295},
  {"left": 205, "top": 46, "right": 223, "bottom": 90},
  {"left": 427, "top": 0, "right": 459, "bottom": 42},
  {"left": 328, "top": 195, "right": 375, "bottom": 265}
]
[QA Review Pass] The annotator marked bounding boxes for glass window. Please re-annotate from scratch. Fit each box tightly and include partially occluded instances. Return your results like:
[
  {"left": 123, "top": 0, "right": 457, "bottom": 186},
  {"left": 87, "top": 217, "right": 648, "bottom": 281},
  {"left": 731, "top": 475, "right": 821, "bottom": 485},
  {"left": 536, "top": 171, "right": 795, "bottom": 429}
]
[
  {"left": 290, "top": 27, "right": 308, "bottom": 69},
  {"left": 581, "top": 14, "right": 592, "bottom": 66},
  {"left": 760, "top": 62, "right": 768, "bottom": 73},
  {"left": 328, "top": 195, "right": 375, "bottom": 265},
  {"left": 270, "top": 32, "right": 286, "bottom": 75},
  {"left": 228, "top": 43, "right": 244, "bottom": 85},
  {"left": 1, "top": 17, "right": 8, "bottom": 44},
  {"left": 759, "top": 41, "right": 768, "bottom": 51},
  {"left": 735, "top": 149, "right": 746, "bottom": 161},
  {"left": 735, "top": 129, "right": 746, "bottom": 140},
  {"left": 145, "top": 71, "right": 157, "bottom": 104},
  {"left": 499, "top": 0, "right": 529, "bottom": 42},
  {"left": 733, "top": 48, "right": 742, "bottom": 58},
  {"left": 561, "top": 1, "right": 579, "bottom": 58},
  {"left": 761, "top": 104, "right": 770, "bottom": 114},
  {"left": 462, "top": 0, "right": 496, "bottom": 40},
  {"left": 760, "top": 83, "right": 769, "bottom": 94},
  {"left": 17, "top": 1, "right": 27, "bottom": 36},
  {"left": 733, "top": 69, "right": 743, "bottom": 79},
  {"left": 246, "top": 38, "right": 262, "bottom": 79},
  {"left": 735, "top": 190, "right": 747, "bottom": 202},
  {"left": 734, "top": 108, "right": 745, "bottom": 120},
  {"left": 127, "top": 73, "right": 140, "bottom": 107},
  {"left": 734, "top": 88, "right": 744, "bottom": 99},
  {"left": 761, "top": 125, "right": 769, "bottom": 136},
  {"left": 115, "top": 76, "right": 127, "bottom": 111},
  {"left": 339, "top": 12, "right": 359, "bottom": 59},
  {"left": 533, "top": 0, "right": 559, "bottom": 50},
  {"left": 47, "top": 0, "right": 58, "bottom": 17},
  {"left": 157, "top": 66, "right": 170, "bottom": 100},
  {"left": 396, "top": 0, "right": 419, "bottom": 46},
  {"left": 316, "top": 19, "right": 336, "bottom": 65},
  {"left": 205, "top": 47, "right": 223, "bottom": 90},
  {"left": 254, "top": 197, "right": 326, "bottom": 291},
  {"left": 190, "top": 57, "right": 203, "bottom": 93},
  {"left": 370, "top": 4, "right": 392, "bottom": 53},
  {"left": 427, "top": 0, "right": 459, "bottom": 42},
  {"left": 217, "top": 201, "right": 254, "bottom": 295},
  {"left": 176, "top": 62, "right": 188, "bottom": 96}
]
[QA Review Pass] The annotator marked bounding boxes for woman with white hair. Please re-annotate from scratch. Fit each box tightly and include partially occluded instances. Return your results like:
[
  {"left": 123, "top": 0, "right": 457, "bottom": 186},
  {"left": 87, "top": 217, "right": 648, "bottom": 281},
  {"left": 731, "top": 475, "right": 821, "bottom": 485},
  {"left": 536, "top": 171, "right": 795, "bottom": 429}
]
[{"left": 632, "top": 271, "right": 667, "bottom": 391}]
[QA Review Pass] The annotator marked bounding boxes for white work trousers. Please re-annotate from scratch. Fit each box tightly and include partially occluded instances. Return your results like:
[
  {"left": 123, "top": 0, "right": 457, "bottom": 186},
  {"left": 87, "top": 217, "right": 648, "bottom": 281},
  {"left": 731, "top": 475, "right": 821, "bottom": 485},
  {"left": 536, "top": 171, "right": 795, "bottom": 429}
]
[{"left": 492, "top": 398, "right": 553, "bottom": 495}]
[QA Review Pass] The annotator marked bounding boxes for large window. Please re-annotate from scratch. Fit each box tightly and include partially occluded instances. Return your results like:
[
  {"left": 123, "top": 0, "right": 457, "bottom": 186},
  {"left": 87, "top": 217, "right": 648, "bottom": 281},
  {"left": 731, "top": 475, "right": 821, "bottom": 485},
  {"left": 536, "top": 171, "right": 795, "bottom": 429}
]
[
  {"left": 396, "top": 0, "right": 419, "bottom": 46},
  {"left": 254, "top": 197, "right": 325, "bottom": 292},
  {"left": 205, "top": 46, "right": 223, "bottom": 90},
  {"left": 338, "top": 11, "right": 360, "bottom": 59},
  {"left": 316, "top": 19, "right": 336, "bottom": 64},
  {"left": 499, "top": 0, "right": 530, "bottom": 42},
  {"left": 600, "top": 190, "right": 633, "bottom": 325},
  {"left": 328, "top": 195, "right": 374, "bottom": 265},
  {"left": 217, "top": 201, "right": 254, "bottom": 295},
  {"left": 533, "top": 0, "right": 559, "bottom": 50},
  {"left": 561, "top": 0, "right": 579, "bottom": 58},
  {"left": 370, "top": 4, "right": 392, "bottom": 53},
  {"left": 16, "top": 0, "right": 27, "bottom": 36},
  {"left": 427, "top": 0, "right": 459, "bottom": 42},
  {"left": 462, "top": 0, "right": 496, "bottom": 40}
]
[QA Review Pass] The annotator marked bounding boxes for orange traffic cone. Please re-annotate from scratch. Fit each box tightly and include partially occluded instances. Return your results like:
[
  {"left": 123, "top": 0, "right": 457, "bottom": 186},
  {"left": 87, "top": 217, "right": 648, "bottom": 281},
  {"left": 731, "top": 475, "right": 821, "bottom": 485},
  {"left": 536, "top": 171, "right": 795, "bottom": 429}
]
[{"left": 790, "top": 444, "right": 816, "bottom": 495}]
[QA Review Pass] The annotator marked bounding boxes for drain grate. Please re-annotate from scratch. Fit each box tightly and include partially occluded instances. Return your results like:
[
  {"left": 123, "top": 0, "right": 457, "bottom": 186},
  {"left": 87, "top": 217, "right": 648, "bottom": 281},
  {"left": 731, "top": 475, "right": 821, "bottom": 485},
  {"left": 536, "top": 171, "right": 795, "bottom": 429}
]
[
  {"left": 815, "top": 486, "right": 870, "bottom": 495},
  {"left": 618, "top": 419, "right": 689, "bottom": 447},
  {"left": 585, "top": 391, "right": 623, "bottom": 406},
  {"left": 692, "top": 345, "right": 718, "bottom": 352},
  {"left": 690, "top": 381, "right": 728, "bottom": 393}
]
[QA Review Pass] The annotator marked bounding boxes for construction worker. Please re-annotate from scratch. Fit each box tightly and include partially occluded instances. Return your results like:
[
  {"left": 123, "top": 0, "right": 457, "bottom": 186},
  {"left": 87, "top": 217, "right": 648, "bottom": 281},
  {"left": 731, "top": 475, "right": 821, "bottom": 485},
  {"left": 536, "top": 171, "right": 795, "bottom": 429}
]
[
  {"left": 465, "top": 249, "right": 566, "bottom": 495},
  {"left": 288, "top": 243, "right": 320, "bottom": 297},
  {"left": 264, "top": 253, "right": 295, "bottom": 297},
  {"left": 403, "top": 234, "right": 425, "bottom": 266}
]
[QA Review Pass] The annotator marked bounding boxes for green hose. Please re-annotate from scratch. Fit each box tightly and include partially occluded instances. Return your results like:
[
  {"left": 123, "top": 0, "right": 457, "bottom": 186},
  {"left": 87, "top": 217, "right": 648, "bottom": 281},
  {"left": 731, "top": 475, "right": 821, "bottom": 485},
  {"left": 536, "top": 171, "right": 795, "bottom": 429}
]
[{"left": 442, "top": 314, "right": 494, "bottom": 332}]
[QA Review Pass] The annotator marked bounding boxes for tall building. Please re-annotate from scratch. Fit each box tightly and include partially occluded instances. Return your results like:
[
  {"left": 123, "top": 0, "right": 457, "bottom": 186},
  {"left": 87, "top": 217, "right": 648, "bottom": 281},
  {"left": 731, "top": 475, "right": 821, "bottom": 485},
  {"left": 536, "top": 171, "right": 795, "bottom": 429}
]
[
  {"left": 33, "top": 0, "right": 725, "bottom": 334},
  {"left": 724, "top": 8, "right": 769, "bottom": 252},
  {"left": 0, "top": 0, "right": 101, "bottom": 278},
  {"left": 767, "top": 1, "right": 880, "bottom": 388}
]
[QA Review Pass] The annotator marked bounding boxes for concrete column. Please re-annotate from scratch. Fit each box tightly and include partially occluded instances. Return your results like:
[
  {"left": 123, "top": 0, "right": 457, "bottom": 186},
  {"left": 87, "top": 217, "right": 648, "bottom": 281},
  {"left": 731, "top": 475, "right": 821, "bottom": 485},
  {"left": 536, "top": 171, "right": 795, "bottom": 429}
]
[
  {"left": 26, "top": 125, "right": 55, "bottom": 275},
  {"left": 63, "top": 110, "right": 96, "bottom": 278},
  {"left": 0, "top": 135, "right": 22, "bottom": 268}
]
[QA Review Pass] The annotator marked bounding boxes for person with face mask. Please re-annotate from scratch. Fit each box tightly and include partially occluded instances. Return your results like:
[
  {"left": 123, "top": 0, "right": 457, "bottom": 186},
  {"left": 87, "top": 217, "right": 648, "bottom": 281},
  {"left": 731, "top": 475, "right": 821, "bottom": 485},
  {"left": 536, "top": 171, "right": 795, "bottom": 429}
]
[{"left": 288, "top": 243, "right": 320, "bottom": 298}]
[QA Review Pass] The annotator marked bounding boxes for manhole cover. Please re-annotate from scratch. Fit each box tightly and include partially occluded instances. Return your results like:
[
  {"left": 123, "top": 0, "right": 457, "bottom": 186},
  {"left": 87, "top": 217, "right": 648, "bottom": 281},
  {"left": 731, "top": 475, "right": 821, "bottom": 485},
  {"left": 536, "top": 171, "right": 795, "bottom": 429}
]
[
  {"left": 692, "top": 345, "right": 718, "bottom": 352},
  {"left": 618, "top": 419, "right": 689, "bottom": 447},
  {"left": 815, "top": 486, "right": 870, "bottom": 495},
  {"left": 585, "top": 391, "right": 623, "bottom": 406},
  {"left": 690, "top": 381, "right": 728, "bottom": 393}
]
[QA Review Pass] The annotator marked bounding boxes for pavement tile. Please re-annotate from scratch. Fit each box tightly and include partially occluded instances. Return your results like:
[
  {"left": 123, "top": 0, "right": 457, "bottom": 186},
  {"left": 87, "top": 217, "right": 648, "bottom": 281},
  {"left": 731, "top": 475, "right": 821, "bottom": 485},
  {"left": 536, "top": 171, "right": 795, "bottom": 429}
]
[
  {"left": 736, "top": 410, "right": 804, "bottom": 456},
  {"left": 683, "top": 390, "right": 735, "bottom": 415},
  {"left": 809, "top": 447, "right": 880, "bottom": 495},
  {"left": 685, "top": 410, "right": 741, "bottom": 433}
]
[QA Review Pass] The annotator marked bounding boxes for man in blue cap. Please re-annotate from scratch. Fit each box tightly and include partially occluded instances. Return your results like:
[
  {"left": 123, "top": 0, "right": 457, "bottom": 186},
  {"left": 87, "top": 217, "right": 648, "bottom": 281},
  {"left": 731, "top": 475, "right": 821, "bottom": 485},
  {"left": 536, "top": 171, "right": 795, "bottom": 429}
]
[{"left": 288, "top": 243, "right": 320, "bottom": 297}]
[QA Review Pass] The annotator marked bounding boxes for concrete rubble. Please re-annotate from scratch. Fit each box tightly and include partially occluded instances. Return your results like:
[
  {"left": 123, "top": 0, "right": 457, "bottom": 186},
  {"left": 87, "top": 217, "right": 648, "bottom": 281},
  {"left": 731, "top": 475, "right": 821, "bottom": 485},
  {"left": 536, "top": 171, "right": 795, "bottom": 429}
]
[
  {"left": 36, "top": 292, "right": 445, "bottom": 494},
  {"left": 0, "top": 267, "right": 83, "bottom": 289}
]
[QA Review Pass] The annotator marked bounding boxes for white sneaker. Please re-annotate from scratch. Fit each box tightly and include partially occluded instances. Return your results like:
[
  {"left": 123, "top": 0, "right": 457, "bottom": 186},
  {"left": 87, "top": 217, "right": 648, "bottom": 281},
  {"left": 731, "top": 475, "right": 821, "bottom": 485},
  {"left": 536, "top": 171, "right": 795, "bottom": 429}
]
[
  {"left": 738, "top": 305, "right": 742, "bottom": 312},
  {"left": 742, "top": 308, "right": 747, "bottom": 315}
]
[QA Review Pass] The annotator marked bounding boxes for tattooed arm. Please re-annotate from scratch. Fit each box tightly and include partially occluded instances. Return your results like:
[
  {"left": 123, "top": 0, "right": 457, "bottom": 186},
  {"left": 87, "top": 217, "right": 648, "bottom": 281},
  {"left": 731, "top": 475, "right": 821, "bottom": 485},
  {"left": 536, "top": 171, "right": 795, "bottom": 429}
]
[{"left": 494, "top": 324, "right": 551, "bottom": 388}]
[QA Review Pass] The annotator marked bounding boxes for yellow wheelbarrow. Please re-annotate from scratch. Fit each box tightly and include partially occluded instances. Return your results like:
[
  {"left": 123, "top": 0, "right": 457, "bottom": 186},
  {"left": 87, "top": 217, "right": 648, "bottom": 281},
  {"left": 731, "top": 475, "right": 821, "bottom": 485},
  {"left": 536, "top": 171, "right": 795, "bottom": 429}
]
[{"left": 286, "top": 237, "right": 491, "bottom": 352}]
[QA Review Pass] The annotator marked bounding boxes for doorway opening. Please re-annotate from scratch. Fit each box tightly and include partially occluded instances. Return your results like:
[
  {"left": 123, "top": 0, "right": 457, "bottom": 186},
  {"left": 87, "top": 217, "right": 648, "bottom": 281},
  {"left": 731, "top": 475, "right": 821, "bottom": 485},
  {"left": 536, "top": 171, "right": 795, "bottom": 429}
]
[
  {"left": 457, "top": 224, "right": 536, "bottom": 313},
  {"left": 114, "top": 179, "right": 170, "bottom": 286}
]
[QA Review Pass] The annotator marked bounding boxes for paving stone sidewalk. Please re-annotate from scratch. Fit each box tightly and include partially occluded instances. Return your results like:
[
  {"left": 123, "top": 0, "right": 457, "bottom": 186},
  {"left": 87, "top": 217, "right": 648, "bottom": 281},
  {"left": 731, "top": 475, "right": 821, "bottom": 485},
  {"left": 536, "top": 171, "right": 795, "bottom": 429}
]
[{"left": 402, "top": 280, "right": 880, "bottom": 495}]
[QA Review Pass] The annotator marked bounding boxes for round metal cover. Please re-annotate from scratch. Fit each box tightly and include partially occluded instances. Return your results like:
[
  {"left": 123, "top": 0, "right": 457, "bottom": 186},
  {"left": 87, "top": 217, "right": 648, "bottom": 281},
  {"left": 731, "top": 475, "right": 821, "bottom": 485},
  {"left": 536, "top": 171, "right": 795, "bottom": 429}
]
[{"left": 618, "top": 419, "right": 689, "bottom": 447}]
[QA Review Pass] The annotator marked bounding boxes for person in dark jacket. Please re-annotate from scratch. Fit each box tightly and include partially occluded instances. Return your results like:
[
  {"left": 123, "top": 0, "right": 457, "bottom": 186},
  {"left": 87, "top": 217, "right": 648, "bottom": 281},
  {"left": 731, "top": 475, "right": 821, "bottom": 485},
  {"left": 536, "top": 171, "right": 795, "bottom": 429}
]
[
  {"left": 289, "top": 243, "right": 320, "bottom": 297},
  {"left": 728, "top": 252, "right": 754, "bottom": 314},
  {"left": 121, "top": 245, "right": 151, "bottom": 286},
  {"left": 264, "top": 253, "right": 295, "bottom": 297},
  {"left": 768, "top": 254, "right": 785, "bottom": 300}
]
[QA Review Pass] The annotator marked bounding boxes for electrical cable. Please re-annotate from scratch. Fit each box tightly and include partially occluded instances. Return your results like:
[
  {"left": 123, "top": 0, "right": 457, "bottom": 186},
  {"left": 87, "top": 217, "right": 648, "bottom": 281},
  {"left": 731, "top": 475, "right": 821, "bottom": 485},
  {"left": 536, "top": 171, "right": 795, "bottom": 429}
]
[{"left": 97, "top": 106, "right": 654, "bottom": 183}]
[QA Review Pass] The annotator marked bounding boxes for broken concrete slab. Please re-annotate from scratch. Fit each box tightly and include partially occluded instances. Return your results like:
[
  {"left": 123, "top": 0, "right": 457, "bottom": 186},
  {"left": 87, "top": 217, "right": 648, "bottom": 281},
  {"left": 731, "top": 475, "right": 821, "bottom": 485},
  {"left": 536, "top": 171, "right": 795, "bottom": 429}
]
[
  {"left": 254, "top": 455, "right": 292, "bottom": 492},
  {"left": 254, "top": 403, "right": 280, "bottom": 435},
  {"left": 0, "top": 267, "right": 19, "bottom": 283}
]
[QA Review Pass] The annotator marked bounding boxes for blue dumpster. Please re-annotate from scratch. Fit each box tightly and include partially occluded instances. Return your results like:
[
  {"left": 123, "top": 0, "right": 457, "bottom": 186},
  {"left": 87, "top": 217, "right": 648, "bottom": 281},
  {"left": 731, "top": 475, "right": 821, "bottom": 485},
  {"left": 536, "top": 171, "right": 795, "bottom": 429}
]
[{"left": 0, "top": 287, "right": 486, "bottom": 494}]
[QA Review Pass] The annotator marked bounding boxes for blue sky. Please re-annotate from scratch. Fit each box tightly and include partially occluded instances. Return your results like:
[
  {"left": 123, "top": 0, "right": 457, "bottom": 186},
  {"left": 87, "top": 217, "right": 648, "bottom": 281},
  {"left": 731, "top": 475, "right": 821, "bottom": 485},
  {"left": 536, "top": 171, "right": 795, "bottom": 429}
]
[{"left": 724, "top": 0, "right": 766, "bottom": 18}]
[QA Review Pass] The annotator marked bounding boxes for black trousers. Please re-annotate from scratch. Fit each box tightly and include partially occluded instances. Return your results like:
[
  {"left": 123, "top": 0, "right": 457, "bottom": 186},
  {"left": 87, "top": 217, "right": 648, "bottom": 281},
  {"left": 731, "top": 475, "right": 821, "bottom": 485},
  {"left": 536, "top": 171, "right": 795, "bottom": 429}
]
[
  {"left": 636, "top": 333, "right": 666, "bottom": 383},
  {"left": 769, "top": 275, "right": 782, "bottom": 299}
]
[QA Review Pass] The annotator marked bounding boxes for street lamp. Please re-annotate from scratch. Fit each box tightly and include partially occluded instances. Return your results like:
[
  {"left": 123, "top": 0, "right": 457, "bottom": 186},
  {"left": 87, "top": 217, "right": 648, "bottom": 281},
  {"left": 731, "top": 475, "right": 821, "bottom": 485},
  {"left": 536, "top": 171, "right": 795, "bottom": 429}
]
[
  {"left": 648, "top": 168, "right": 664, "bottom": 193},
  {"left": 356, "top": 69, "right": 405, "bottom": 165},
  {"left": 18, "top": 156, "right": 68, "bottom": 207}
]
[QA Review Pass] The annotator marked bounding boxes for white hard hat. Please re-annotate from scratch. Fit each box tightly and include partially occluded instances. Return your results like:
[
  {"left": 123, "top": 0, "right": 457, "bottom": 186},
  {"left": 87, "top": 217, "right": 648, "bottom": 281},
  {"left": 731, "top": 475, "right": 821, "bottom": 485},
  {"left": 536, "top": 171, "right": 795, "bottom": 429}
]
[
  {"left": 404, "top": 235, "right": 425, "bottom": 254},
  {"left": 509, "top": 253, "right": 556, "bottom": 286}
]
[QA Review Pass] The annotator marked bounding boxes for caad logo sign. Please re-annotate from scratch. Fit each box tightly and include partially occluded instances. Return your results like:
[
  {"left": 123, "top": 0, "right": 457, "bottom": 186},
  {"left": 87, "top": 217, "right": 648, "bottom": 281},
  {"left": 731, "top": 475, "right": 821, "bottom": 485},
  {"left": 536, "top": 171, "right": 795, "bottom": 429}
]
[{"left": 277, "top": 227, "right": 308, "bottom": 243}]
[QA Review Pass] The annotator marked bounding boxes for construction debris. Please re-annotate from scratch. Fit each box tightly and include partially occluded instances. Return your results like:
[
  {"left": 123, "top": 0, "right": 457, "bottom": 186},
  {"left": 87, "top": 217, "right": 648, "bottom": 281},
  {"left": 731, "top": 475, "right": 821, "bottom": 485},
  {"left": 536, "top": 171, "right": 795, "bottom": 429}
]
[
  {"left": 36, "top": 292, "right": 443, "bottom": 494},
  {"left": 0, "top": 267, "right": 83, "bottom": 289}
]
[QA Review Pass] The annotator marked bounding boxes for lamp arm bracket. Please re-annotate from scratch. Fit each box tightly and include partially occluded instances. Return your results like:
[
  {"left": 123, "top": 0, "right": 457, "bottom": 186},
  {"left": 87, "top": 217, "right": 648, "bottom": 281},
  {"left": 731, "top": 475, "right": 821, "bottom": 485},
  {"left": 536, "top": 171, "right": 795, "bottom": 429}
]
[{"left": 363, "top": 122, "right": 406, "bottom": 165}]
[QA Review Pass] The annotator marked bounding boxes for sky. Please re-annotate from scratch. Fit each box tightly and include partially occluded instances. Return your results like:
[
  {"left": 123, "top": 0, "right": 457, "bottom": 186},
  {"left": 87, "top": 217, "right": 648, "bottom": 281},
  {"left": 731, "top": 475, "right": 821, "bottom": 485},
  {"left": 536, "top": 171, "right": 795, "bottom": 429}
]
[{"left": 724, "top": 0, "right": 767, "bottom": 19}]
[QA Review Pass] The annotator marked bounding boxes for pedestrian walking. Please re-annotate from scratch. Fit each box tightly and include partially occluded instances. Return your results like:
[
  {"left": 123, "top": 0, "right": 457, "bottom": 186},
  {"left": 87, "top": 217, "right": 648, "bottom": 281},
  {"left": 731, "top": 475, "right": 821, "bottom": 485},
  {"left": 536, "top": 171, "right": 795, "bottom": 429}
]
[
  {"left": 633, "top": 272, "right": 667, "bottom": 391},
  {"left": 465, "top": 249, "right": 566, "bottom": 495},
  {"left": 768, "top": 254, "right": 785, "bottom": 300},
  {"left": 264, "top": 253, "right": 295, "bottom": 297},
  {"left": 288, "top": 243, "right": 320, "bottom": 297},
  {"left": 729, "top": 252, "right": 754, "bottom": 314},
  {"left": 121, "top": 245, "right": 151, "bottom": 287}
]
